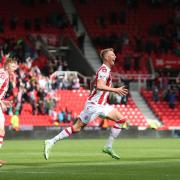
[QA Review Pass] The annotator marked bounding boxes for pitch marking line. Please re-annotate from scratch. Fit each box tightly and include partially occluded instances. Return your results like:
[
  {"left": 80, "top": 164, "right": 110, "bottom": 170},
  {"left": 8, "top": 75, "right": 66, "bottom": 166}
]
[{"left": 0, "top": 170, "right": 180, "bottom": 177}]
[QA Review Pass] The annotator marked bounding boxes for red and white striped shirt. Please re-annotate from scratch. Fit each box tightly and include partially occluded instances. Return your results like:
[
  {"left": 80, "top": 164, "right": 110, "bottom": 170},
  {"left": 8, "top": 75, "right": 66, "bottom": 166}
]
[
  {"left": 0, "top": 68, "right": 9, "bottom": 100},
  {"left": 88, "top": 64, "right": 112, "bottom": 105}
]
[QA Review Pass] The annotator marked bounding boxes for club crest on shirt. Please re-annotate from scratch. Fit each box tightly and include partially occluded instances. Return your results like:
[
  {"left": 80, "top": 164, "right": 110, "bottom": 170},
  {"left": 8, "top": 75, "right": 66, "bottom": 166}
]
[{"left": 101, "top": 68, "right": 107, "bottom": 72}]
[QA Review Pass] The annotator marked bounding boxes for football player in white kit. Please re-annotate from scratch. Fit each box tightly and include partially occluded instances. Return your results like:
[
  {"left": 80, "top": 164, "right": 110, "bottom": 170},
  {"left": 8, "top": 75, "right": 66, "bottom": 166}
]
[
  {"left": 0, "top": 58, "right": 18, "bottom": 167},
  {"left": 44, "top": 48, "right": 128, "bottom": 160}
]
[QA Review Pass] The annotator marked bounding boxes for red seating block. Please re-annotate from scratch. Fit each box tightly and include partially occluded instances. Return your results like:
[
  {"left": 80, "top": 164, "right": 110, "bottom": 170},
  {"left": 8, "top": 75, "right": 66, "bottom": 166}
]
[{"left": 141, "top": 89, "right": 180, "bottom": 130}]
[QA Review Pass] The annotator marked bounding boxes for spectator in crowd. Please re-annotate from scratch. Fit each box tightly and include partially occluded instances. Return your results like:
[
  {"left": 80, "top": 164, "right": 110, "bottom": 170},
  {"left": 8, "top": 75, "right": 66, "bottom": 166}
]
[
  {"left": 176, "top": 73, "right": 180, "bottom": 101},
  {"left": 72, "top": 76, "right": 80, "bottom": 89},
  {"left": 37, "top": 86, "right": 46, "bottom": 114},
  {"left": 153, "top": 73, "right": 161, "bottom": 90},
  {"left": 15, "top": 86, "right": 24, "bottom": 114},
  {"left": 35, "top": 36, "right": 42, "bottom": 54},
  {"left": 10, "top": 15, "right": 18, "bottom": 30},
  {"left": 123, "top": 53, "right": 132, "bottom": 71},
  {"left": 161, "top": 72, "right": 169, "bottom": 90},
  {"left": 50, "top": 109, "right": 58, "bottom": 124},
  {"left": 133, "top": 52, "right": 142, "bottom": 71},
  {"left": 62, "top": 77, "right": 71, "bottom": 89},
  {"left": 10, "top": 112, "right": 20, "bottom": 132},
  {"left": 29, "top": 84, "right": 38, "bottom": 115},
  {"left": 168, "top": 86, "right": 176, "bottom": 109},
  {"left": 24, "top": 18, "right": 32, "bottom": 30},
  {"left": 58, "top": 109, "right": 64, "bottom": 123},
  {"left": 66, "top": 109, "right": 72, "bottom": 123},
  {"left": 62, "top": 60, "right": 69, "bottom": 71},
  {"left": 51, "top": 76, "right": 63, "bottom": 90},
  {"left": 152, "top": 86, "right": 159, "bottom": 102},
  {"left": 44, "top": 97, "right": 56, "bottom": 115}
]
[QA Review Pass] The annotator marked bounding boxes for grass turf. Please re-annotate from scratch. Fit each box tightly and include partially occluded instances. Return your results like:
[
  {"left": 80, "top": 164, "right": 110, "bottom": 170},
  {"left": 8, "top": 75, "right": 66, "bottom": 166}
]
[{"left": 0, "top": 138, "right": 180, "bottom": 180}]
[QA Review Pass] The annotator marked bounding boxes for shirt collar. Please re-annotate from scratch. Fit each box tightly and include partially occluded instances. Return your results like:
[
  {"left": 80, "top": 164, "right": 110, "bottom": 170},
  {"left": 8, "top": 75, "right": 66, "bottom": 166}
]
[{"left": 102, "top": 64, "right": 111, "bottom": 71}]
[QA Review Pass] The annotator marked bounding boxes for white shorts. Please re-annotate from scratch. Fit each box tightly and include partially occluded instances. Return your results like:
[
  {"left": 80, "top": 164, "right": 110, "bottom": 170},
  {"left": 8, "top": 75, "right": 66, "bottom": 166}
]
[
  {"left": 79, "top": 101, "right": 114, "bottom": 124},
  {"left": 0, "top": 108, "right": 5, "bottom": 130}
]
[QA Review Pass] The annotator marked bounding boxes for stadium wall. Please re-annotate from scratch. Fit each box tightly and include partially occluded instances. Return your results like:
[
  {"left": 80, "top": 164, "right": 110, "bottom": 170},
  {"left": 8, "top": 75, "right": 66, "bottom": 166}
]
[{"left": 5, "top": 126, "right": 176, "bottom": 140}]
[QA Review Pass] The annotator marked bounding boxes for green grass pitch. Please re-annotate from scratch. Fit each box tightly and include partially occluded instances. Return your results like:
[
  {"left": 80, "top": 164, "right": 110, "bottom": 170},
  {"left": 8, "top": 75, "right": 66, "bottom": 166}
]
[{"left": 0, "top": 138, "right": 180, "bottom": 180}]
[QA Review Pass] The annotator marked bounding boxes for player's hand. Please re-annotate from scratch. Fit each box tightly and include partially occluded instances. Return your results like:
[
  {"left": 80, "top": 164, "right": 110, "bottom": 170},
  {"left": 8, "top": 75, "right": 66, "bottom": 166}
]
[{"left": 115, "top": 86, "right": 128, "bottom": 96}]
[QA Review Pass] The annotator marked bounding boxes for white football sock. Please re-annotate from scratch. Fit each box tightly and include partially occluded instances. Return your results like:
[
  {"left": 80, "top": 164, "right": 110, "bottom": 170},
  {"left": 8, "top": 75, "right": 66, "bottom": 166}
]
[
  {"left": 105, "top": 124, "right": 122, "bottom": 148},
  {"left": 105, "top": 135, "right": 114, "bottom": 149},
  {"left": 50, "top": 127, "right": 73, "bottom": 144},
  {"left": 111, "top": 123, "right": 122, "bottom": 138}
]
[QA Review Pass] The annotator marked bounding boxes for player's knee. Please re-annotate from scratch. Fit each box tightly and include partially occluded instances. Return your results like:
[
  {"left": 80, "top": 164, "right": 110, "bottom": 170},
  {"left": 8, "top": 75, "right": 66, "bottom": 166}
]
[{"left": 72, "top": 126, "right": 81, "bottom": 132}]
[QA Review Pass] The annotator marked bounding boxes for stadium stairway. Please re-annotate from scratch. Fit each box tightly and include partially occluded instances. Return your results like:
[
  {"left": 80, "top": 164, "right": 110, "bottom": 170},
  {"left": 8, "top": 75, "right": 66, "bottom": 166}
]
[
  {"left": 60, "top": 0, "right": 101, "bottom": 72},
  {"left": 131, "top": 91, "right": 161, "bottom": 129}
]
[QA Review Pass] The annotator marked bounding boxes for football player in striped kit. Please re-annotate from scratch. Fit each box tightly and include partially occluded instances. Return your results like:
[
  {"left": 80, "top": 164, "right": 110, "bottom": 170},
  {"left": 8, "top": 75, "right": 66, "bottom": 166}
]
[
  {"left": 44, "top": 48, "right": 128, "bottom": 160},
  {"left": 0, "top": 57, "right": 18, "bottom": 167}
]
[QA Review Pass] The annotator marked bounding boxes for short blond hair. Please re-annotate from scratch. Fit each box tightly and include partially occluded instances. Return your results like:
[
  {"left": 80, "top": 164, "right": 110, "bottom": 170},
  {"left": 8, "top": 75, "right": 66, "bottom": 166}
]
[
  {"left": 100, "top": 48, "right": 114, "bottom": 59},
  {"left": 4, "top": 58, "right": 17, "bottom": 67}
]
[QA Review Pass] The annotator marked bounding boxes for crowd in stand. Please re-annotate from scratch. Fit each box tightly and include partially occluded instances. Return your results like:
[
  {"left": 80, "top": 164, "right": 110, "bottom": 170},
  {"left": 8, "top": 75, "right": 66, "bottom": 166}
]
[
  {"left": 150, "top": 72, "right": 180, "bottom": 109},
  {"left": 0, "top": 0, "right": 80, "bottom": 122},
  {"left": 92, "top": 0, "right": 180, "bottom": 72},
  {"left": 91, "top": 0, "right": 180, "bottom": 108},
  {"left": 51, "top": 107, "right": 76, "bottom": 125},
  {"left": 0, "top": 36, "right": 80, "bottom": 122},
  {"left": 0, "top": 0, "right": 179, "bottom": 122},
  {"left": 0, "top": 0, "right": 70, "bottom": 33},
  {"left": 7, "top": 63, "right": 80, "bottom": 115}
]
